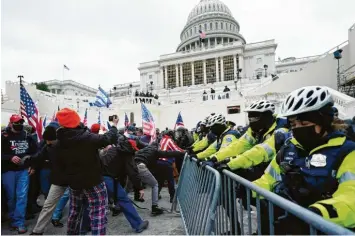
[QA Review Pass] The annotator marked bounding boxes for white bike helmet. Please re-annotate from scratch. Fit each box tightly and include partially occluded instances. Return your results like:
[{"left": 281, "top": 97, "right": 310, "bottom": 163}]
[
  {"left": 281, "top": 86, "right": 334, "bottom": 117},
  {"left": 245, "top": 100, "right": 275, "bottom": 113},
  {"left": 206, "top": 114, "right": 226, "bottom": 127}
]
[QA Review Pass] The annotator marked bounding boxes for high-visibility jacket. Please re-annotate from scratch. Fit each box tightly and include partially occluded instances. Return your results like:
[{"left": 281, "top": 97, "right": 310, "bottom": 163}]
[
  {"left": 193, "top": 132, "right": 199, "bottom": 142},
  {"left": 196, "top": 128, "right": 240, "bottom": 160},
  {"left": 253, "top": 132, "right": 355, "bottom": 228},
  {"left": 214, "top": 117, "right": 287, "bottom": 164},
  {"left": 192, "top": 132, "right": 216, "bottom": 153}
]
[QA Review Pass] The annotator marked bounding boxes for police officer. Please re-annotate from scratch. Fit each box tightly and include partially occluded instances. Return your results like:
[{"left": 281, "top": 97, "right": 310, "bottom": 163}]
[
  {"left": 253, "top": 86, "right": 355, "bottom": 234},
  {"left": 1, "top": 115, "right": 38, "bottom": 234},
  {"left": 192, "top": 114, "right": 240, "bottom": 164}
]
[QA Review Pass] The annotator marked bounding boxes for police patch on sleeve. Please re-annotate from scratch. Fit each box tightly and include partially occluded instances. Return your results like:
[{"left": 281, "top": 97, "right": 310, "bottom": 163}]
[
  {"left": 310, "top": 154, "right": 327, "bottom": 167},
  {"left": 225, "top": 137, "right": 233, "bottom": 143}
]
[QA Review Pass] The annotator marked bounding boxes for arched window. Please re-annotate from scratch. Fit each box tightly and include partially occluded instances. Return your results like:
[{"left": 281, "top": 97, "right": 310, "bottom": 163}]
[
  {"left": 194, "top": 26, "right": 196, "bottom": 33},
  {"left": 190, "top": 28, "right": 192, "bottom": 35},
  {"left": 215, "top": 22, "right": 218, "bottom": 29},
  {"left": 199, "top": 25, "right": 202, "bottom": 30},
  {"left": 209, "top": 4, "right": 211, "bottom": 11},
  {"left": 230, "top": 24, "right": 232, "bottom": 30},
  {"left": 213, "top": 4, "right": 215, "bottom": 10},
  {"left": 221, "top": 22, "right": 223, "bottom": 29},
  {"left": 204, "top": 23, "right": 207, "bottom": 30},
  {"left": 210, "top": 22, "right": 213, "bottom": 30}
]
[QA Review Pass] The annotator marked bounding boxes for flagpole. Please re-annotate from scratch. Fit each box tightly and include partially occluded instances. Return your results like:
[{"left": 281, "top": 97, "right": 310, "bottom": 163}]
[{"left": 18, "top": 75, "right": 24, "bottom": 115}]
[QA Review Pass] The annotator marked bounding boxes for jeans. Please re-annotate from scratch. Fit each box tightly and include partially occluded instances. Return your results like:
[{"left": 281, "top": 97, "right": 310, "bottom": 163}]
[
  {"left": 137, "top": 164, "right": 159, "bottom": 205},
  {"left": 40, "top": 169, "right": 51, "bottom": 197},
  {"left": 1, "top": 170, "right": 29, "bottom": 227},
  {"left": 103, "top": 176, "right": 143, "bottom": 230},
  {"left": 155, "top": 163, "right": 175, "bottom": 198},
  {"left": 52, "top": 188, "right": 70, "bottom": 220}
]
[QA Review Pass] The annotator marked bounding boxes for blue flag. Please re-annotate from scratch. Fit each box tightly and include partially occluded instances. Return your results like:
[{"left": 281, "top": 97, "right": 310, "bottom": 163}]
[{"left": 89, "top": 86, "right": 112, "bottom": 108}]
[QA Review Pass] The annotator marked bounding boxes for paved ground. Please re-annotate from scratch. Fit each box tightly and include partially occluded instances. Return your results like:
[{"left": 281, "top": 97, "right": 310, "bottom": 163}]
[{"left": 1, "top": 187, "right": 185, "bottom": 235}]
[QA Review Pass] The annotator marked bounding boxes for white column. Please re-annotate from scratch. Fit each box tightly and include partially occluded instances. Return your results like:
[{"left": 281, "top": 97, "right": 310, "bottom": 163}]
[
  {"left": 215, "top": 38, "right": 217, "bottom": 45},
  {"left": 208, "top": 38, "right": 211, "bottom": 47},
  {"left": 233, "top": 54, "right": 237, "bottom": 78},
  {"left": 203, "top": 60, "right": 207, "bottom": 84},
  {"left": 191, "top": 62, "right": 195, "bottom": 85},
  {"left": 160, "top": 67, "right": 163, "bottom": 89},
  {"left": 175, "top": 64, "right": 179, "bottom": 87},
  {"left": 215, "top": 58, "right": 219, "bottom": 82},
  {"left": 195, "top": 41, "right": 197, "bottom": 49},
  {"left": 221, "top": 57, "right": 224, "bottom": 81},
  {"left": 164, "top": 66, "right": 168, "bottom": 89},
  {"left": 239, "top": 54, "right": 244, "bottom": 79},
  {"left": 180, "top": 64, "right": 184, "bottom": 87}
]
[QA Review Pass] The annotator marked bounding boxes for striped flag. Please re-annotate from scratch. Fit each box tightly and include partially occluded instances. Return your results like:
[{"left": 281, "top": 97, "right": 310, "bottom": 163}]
[
  {"left": 174, "top": 112, "right": 184, "bottom": 130},
  {"left": 20, "top": 84, "right": 43, "bottom": 141},
  {"left": 124, "top": 112, "right": 130, "bottom": 127},
  {"left": 89, "top": 86, "right": 112, "bottom": 108},
  {"left": 43, "top": 115, "right": 47, "bottom": 129},
  {"left": 83, "top": 108, "right": 88, "bottom": 126},
  {"left": 141, "top": 103, "right": 156, "bottom": 143}
]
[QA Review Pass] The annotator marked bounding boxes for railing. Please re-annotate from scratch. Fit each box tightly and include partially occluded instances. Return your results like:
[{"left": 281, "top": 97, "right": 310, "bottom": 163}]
[
  {"left": 173, "top": 158, "right": 354, "bottom": 235},
  {"left": 219, "top": 169, "right": 354, "bottom": 235},
  {"left": 171, "top": 157, "right": 221, "bottom": 235}
]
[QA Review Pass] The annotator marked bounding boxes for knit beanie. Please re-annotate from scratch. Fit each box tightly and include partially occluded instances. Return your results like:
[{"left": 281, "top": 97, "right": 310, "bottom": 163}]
[
  {"left": 56, "top": 108, "right": 81, "bottom": 128},
  {"left": 91, "top": 123, "right": 101, "bottom": 134}
]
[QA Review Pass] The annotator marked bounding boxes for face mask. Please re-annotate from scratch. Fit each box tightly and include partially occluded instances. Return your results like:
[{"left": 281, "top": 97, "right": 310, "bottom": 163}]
[
  {"left": 12, "top": 124, "right": 24, "bottom": 132},
  {"left": 292, "top": 125, "right": 324, "bottom": 152},
  {"left": 249, "top": 121, "right": 264, "bottom": 132},
  {"left": 210, "top": 125, "right": 224, "bottom": 136}
]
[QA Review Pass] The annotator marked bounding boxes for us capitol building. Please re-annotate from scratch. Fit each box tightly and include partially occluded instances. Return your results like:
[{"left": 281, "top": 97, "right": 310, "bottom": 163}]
[{"left": 138, "top": 0, "right": 315, "bottom": 93}]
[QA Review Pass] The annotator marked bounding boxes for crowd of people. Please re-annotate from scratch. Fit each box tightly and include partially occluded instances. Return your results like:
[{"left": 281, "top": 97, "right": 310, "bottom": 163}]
[
  {"left": 1, "top": 85, "right": 355, "bottom": 235},
  {"left": 133, "top": 91, "right": 159, "bottom": 104}
]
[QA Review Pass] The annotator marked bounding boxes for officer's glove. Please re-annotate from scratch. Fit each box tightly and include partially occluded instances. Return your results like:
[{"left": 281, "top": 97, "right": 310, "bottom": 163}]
[
  {"left": 196, "top": 158, "right": 205, "bottom": 166},
  {"left": 188, "top": 153, "right": 197, "bottom": 161},
  {"left": 216, "top": 163, "right": 231, "bottom": 172},
  {"left": 200, "top": 161, "right": 214, "bottom": 169},
  {"left": 214, "top": 157, "right": 231, "bottom": 169},
  {"left": 186, "top": 146, "right": 194, "bottom": 155},
  {"left": 308, "top": 207, "right": 322, "bottom": 216},
  {"left": 208, "top": 156, "right": 218, "bottom": 163}
]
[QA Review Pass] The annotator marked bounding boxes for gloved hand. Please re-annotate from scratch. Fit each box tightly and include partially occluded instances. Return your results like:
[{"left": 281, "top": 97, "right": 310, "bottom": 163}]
[
  {"left": 189, "top": 153, "right": 197, "bottom": 161},
  {"left": 186, "top": 146, "right": 194, "bottom": 155},
  {"left": 216, "top": 163, "right": 230, "bottom": 172},
  {"left": 214, "top": 157, "right": 231, "bottom": 169},
  {"left": 200, "top": 161, "right": 214, "bottom": 168},
  {"left": 196, "top": 158, "right": 205, "bottom": 166},
  {"left": 209, "top": 156, "right": 218, "bottom": 163},
  {"left": 308, "top": 207, "right": 322, "bottom": 216}
]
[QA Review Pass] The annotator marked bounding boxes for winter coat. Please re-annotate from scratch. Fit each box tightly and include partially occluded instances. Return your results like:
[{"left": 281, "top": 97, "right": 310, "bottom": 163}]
[{"left": 56, "top": 124, "right": 118, "bottom": 190}]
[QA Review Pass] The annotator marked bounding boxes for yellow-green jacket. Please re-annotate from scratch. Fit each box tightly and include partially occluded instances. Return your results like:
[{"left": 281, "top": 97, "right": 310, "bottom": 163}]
[
  {"left": 253, "top": 134, "right": 355, "bottom": 228},
  {"left": 196, "top": 128, "right": 240, "bottom": 160}
]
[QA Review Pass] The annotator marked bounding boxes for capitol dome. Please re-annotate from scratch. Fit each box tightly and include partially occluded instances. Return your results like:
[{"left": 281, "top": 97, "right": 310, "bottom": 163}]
[{"left": 177, "top": 0, "right": 246, "bottom": 52}]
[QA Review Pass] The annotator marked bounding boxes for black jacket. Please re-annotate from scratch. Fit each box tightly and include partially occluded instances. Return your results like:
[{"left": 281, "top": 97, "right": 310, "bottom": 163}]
[
  {"left": 56, "top": 125, "right": 118, "bottom": 190},
  {"left": 1, "top": 128, "right": 38, "bottom": 173},
  {"left": 134, "top": 142, "right": 185, "bottom": 171},
  {"left": 100, "top": 138, "right": 143, "bottom": 191},
  {"left": 32, "top": 142, "right": 67, "bottom": 186}
]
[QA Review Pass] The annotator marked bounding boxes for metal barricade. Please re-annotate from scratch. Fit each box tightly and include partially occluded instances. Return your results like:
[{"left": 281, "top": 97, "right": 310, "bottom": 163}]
[
  {"left": 217, "top": 169, "right": 354, "bottom": 235},
  {"left": 171, "top": 156, "right": 221, "bottom": 235}
]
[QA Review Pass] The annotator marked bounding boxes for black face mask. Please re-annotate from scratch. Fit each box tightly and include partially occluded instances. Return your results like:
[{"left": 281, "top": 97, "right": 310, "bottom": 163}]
[
  {"left": 12, "top": 124, "right": 24, "bottom": 132},
  {"left": 210, "top": 124, "right": 225, "bottom": 136},
  {"left": 292, "top": 125, "right": 326, "bottom": 152}
]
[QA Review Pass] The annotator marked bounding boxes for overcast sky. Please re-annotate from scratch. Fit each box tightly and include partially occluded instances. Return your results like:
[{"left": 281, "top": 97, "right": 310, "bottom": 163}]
[{"left": 2, "top": 0, "right": 354, "bottom": 91}]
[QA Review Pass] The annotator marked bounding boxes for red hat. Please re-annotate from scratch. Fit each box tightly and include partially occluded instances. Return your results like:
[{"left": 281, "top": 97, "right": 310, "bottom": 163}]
[
  {"left": 56, "top": 108, "right": 81, "bottom": 128},
  {"left": 91, "top": 123, "right": 101, "bottom": 134},
  {"left": 10, "top": 114, "right": 24, "bottom": 123}
]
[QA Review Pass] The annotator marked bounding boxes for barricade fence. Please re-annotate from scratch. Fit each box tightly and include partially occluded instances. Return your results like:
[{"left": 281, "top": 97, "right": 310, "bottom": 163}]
[
  {"left": 171, "top": 155, "right": 221, "bottom": 235},
  {"left": 172, "top": 156, "right": 354, "bottom": 235}
]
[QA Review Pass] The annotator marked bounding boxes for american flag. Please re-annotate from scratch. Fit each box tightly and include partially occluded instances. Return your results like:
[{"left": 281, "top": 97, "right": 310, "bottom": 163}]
[
  {"left": 83, "top": 108, "right": 88, "bottom": 126},
  {"left": 199, "top": 29, "right": 206, "bottom": 43},
  {"left": 124, "top": 112, "right": 130, "bottom": 127},
  {"left": 174, "top": 112, "right": 184, "bottom": 130},
  {"left": 20, "top": 84, "right": 42, "bottom": 141},
  {"left": 141, "top": 103, "right": 156, "bottom": 143}
]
